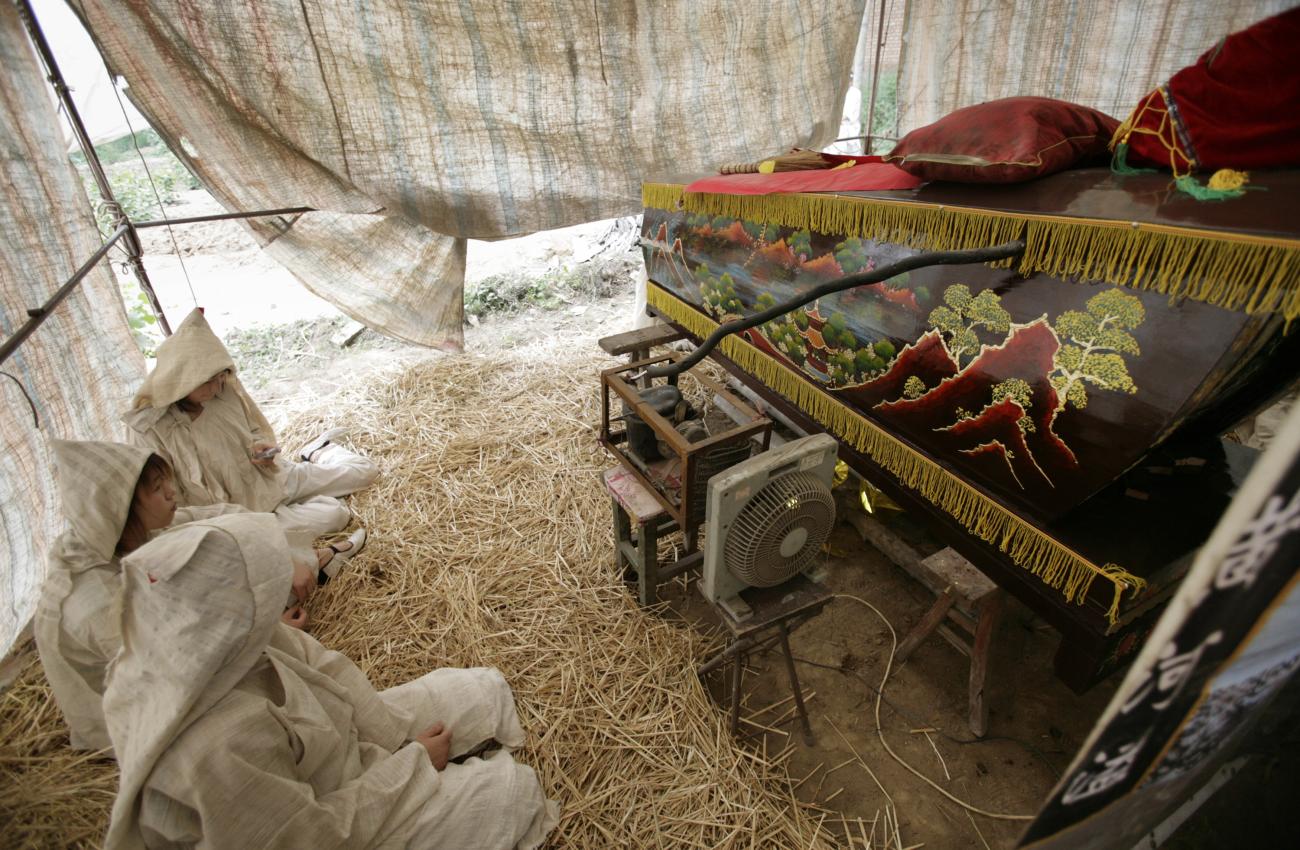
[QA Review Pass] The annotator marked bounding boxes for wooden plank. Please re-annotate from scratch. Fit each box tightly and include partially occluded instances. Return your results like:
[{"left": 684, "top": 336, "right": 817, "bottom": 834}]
[
  {"left": 968, "top": 592, "right": 1005, "bottom": 738},
  {"left": 919, "top": 548, "right": 998, "bottom": 604},
  {"left": 598, "top": 322, "right": 685, "bottom": 356},
  {"left": 895, "top": 590, "right": 955, "bottom": 663}
]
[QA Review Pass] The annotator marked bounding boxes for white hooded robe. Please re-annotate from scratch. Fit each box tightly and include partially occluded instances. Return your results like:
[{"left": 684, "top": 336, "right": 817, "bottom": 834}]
[
  {"left": 34, "top": 439, "right": 251, "bottom": 751},
  {"left": 122, "top": 308, "right": 376, "bottom": 535},
  {"left": 103, "top": 513, "right": 558, "bottom": 849}
]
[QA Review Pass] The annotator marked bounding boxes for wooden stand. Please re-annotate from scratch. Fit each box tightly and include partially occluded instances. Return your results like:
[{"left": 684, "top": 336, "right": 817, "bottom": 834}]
[
  {"left": 698, "top": 575, "right": 834, "bottom": 746},
  {"left": 848, "top": 512, "right": 1004, "bottom": 737},
  {"left": 598, "top": 323, "right": 685, "bottom": 387},
  {"left": 604, "top": 466, "right": 702, "bottom": 605}
]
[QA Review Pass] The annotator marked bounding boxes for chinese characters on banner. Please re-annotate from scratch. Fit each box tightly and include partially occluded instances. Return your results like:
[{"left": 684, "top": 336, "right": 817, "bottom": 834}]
[{"left": 1018, "top": 408, "right": 1300, "bottom": 848}]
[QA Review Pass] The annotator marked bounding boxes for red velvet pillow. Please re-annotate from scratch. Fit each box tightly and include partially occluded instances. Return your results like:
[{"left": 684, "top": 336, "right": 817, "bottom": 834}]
[
  {"left": 1119, "top": 7, "right": 1300, "bottom": 173},
  {"left": 885, "top": 97, "right": 1120, "bottom": 183}
]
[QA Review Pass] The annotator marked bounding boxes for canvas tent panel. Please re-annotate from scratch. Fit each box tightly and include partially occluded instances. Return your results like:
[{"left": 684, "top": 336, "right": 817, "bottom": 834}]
[
  {"left": 0, "top": 0, "right": 145, "bottom": 654},
  {"left": 894, "top": 0, "right": 1293, "bottom": 137},
  {"left": 74, "top": 0, "right": 868, "bottom": 350}
]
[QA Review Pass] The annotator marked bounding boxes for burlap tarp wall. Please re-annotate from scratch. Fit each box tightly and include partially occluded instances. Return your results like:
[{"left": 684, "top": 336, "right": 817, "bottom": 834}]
[
  {"left": 894, "top": 0, "right": 1292, "bottom": 136},
  {"left": 1, "top": 2, "right": 145, "bottom": 653},
  {"left": 74, "top": 0, "right": 869, "bottom": 349}
]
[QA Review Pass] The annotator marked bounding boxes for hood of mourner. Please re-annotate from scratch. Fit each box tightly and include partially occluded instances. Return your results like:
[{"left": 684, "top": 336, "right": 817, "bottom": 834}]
[
  {"left": 130, "top": 308, "right": 235, "bottom": 412},
  {"left": 50, "top": 439, "right": 152, "bottom": 563},
  {"left": 104, "top": 512, "right": 290, "bottom": 847}
]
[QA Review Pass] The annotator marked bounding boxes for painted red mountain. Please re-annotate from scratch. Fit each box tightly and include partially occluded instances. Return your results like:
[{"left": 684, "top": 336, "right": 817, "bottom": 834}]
[
  {"left": 834, "top": 331, "right": 958, "bottom": 408},
  {"left": 942, "top": 398, "right": 1052, "bottom": 490},
  {"left": 798, "top": 254, "right": 845, "bottom": 280},
  {"left": 867, "top": 319, "right": 1081, "bottom": 507},
  {"left": 757, "top": 239, "right": 799, "bottom": 268}
]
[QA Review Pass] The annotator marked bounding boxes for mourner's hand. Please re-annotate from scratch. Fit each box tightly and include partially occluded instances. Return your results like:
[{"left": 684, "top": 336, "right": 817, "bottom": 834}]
[
  {"left": 281, "top": 605, "right": 310, "bottom": 631},
  {"left": 250, "top": 441, "right": 279, "bottom": 467},
  {"left": 416, "top": 722, "right": 452, "bottom": 770},
  {"left": 291, "top": 556, "right": 316, "bottom": 603}
]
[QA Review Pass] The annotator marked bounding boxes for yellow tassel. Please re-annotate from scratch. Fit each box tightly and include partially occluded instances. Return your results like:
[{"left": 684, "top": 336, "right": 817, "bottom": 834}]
[
  {"left": 647, "top": 283, "right": 1140, "bottom": 626},
  {"left": 1207, "top": 168, "right": 1248, "bottom": 191},
  {"left": 642, "top": 181, "right": 1300, "bottom": 323}
]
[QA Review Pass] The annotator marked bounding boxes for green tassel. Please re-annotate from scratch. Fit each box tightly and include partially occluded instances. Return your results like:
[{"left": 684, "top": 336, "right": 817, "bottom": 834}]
[
  {"left": 1173, "top": 174, "right": 1247, "bottom": 201},
  {"left": 1111, "top": 141, "right": 1154, "bottom": 176}
]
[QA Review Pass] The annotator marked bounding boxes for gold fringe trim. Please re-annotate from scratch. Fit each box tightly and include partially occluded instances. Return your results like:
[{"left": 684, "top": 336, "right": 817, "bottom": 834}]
[
  {"left": 648, "top": 283, "right": 1148, "bottom": 627},
  {"left": 643, "top": 182, "right": 1300, "bottom": 322}
]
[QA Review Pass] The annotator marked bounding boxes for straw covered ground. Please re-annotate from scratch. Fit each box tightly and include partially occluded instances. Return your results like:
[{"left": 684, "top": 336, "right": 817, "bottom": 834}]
[{"left": 0, "top": 338, "right": 837, "bottom": 848}]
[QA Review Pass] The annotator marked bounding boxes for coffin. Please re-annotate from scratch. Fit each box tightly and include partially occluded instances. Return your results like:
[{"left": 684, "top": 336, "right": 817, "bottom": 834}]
[{"left": 641, "top": 168, "right": 1300, "bottom": 686}]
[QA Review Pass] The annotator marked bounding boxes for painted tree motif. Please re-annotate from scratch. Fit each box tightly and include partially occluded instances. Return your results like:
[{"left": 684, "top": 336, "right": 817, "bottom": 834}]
[
  {"left": 742, "top": 221, "right": 780, "bottom": 243},
  {"left": 928, "top": 284, "right": 1011, "bottom": 366},
  {"left": 821, "top": 312, "right": 854, "bottom": 349},
  {"left": 903, "top": 376, "right": 927, "bottom": 399},
  {"left": 834, "top": 237, "right": 871, "bottom": 274},
  {"left": 1050, "top": 289, "right": 1145, "bottom": 412},
  {"left": 789, "top": 229, "right": 813, "bottom": 259},
  {"left": 992, "top": 378, "right": 1036, "bottom": 433},
  {"left": 698, "top": 267, "right": 744, "bottom": 316}
]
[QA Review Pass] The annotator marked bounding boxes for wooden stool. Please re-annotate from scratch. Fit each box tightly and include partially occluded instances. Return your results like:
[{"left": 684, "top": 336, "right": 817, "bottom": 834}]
[
  {"left": 894, "top": 548, "right": 1005, "bottom": 738},
  {"left": 604, "top": 466, "right": 701, "bottom": 605},
  {"left": 698, "top": 575, "right": 834, "bottom": 746},
  {"left": 598, "top": 323, "right": 686, "bottom": 386}
]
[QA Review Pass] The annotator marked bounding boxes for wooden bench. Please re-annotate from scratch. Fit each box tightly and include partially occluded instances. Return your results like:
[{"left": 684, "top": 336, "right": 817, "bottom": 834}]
[
  {"left": 598, "top": 322, "right": 686, "bottom": 360},
  {"left": 598, "top": 323, "right": 686, "bottom": 386},
  {"left": 603, "top": 465, "right": 702, "bottom": 605},
  {"left": 698, "top": 574, "right": 834, "bottom": 746},
  {"left": 849, "top": 512, "right": 1005, "bottom": 737}
]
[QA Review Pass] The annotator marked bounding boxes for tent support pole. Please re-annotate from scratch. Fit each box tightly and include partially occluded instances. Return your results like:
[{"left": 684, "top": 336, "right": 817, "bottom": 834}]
[
  {"left": 14, "top": 0, "right": 172, "bottom": 335},
  {"left": 863, "top": 0, "right": 889, "bottom": 154}
]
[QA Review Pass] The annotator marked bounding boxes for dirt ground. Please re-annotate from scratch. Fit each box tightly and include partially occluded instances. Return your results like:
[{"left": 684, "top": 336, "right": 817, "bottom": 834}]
[
  {"left": 118, "top": 193, "right": 1274, "bottom": 850},
  {"left": 646, "top": 490, "right": 1116, "bottom": 850}
]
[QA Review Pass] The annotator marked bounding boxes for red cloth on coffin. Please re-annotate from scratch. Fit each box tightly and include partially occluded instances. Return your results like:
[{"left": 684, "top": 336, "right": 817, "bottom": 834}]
[
  {"left": 684, "top": 155, "right": 922, "bottom": 196},
  {"left": 1123, "top": 7, "right": 1300, "bottom": 172}
]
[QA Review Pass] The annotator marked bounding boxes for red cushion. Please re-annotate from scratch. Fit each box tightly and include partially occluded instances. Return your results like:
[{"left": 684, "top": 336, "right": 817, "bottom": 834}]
[
  {"left": 1122, "top": 8, "right": 1300, "bottom": 172},
  {"left": 885, "top": 97, "right": 1120, "bottom": 183}
]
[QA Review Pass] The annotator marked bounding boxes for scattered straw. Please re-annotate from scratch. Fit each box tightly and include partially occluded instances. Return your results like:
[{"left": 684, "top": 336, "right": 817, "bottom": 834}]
[{"left": 1, "top": 338, "right": 834, "bottom": 848}]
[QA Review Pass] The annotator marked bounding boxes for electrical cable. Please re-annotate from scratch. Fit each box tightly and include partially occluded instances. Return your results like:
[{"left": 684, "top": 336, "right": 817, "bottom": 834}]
[
  {"left": 790, "top": 655, "right": 1063, "bottom": 777},
  {"left": 1, "top": 372, "right": 41, "bottom": 429},
  {"left": 106, "top": 75, "right": 199, "bottom": 309},
  {"left": 831, "top": 593, "right": 1036, "bottom": 821}
]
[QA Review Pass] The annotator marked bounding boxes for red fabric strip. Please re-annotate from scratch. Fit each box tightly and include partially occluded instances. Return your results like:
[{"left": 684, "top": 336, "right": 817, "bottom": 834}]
[{"left": 685, "top": 156, "right": 922, "bottom": 196}]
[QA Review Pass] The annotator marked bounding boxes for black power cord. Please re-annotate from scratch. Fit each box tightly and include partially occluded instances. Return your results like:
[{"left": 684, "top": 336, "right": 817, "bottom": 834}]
[{"left": 636, "top": 239, "right": 1027, "bottom": 380}]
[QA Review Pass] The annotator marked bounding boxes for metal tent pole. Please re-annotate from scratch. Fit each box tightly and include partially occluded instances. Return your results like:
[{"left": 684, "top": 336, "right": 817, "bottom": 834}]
[
  {"left": 14, "top": 0, "right": 173, "bottom": 335},
  {"left": 863, "top": 0, "right": 889, "bottom": 155}
]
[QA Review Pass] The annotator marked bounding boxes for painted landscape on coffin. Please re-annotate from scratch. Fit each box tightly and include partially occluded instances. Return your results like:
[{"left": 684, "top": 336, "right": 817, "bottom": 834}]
[{"left": 641, "top": 207, "right": 1237, "bottom": 522}]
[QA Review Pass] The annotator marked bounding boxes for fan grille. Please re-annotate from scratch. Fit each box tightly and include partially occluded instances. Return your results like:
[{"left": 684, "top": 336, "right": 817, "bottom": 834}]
[{"left": 723, "top": 470, "right": 835, "bottom": 587}]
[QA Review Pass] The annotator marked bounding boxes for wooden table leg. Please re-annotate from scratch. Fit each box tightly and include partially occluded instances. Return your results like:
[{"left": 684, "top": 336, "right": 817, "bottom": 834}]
[
  {"left": 637, "top": 517, "right": 660, "bottom": 606},
  {"left": 895, "top": 590, "right": 955, "bottom": 663},
  {"left": 729, "top": 648, "right": 744, "bottom": 736},
  {"left": 778, "top": 621, "right": 816, "bottom": 745},
  {"left": 611, "top": 497, "right": 634, "bottom": 583},
  {"left": 968, "top": 591, "right": 1004, "bottom": 738}
]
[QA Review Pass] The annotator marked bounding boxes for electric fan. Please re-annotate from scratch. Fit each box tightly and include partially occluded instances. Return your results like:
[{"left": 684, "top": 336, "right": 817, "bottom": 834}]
[{"left": 701, "top": 434, "right": 838, "bottom": 620}]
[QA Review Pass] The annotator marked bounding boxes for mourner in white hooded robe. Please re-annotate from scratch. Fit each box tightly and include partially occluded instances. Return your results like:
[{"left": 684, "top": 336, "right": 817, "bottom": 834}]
[
  {"left": 34, "top": 439, "right": 258, "bottom": 752},
  {"left": 103, "top": 512, "right": 558, "bottom": 849},
  {"left": 122, "top": 308, "right": 377, "bottom": 535}
]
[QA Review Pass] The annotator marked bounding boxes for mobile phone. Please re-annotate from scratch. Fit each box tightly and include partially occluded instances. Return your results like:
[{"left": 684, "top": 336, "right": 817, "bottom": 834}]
[{"left": 254, "top": 446, "right": 282, "bottom": 460}]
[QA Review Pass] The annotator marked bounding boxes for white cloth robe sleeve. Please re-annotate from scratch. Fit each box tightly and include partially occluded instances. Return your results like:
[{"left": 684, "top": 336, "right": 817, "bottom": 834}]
[{"left": 133, "top": 631, "right": 556, "bottom": 849}]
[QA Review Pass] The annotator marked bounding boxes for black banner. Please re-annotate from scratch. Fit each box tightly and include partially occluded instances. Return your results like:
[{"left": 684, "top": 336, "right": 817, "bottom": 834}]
[{"left": 1019, "top": 410, "right": 1300, "bottom": 848}]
